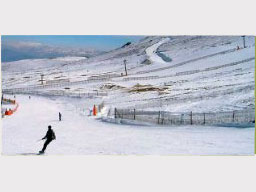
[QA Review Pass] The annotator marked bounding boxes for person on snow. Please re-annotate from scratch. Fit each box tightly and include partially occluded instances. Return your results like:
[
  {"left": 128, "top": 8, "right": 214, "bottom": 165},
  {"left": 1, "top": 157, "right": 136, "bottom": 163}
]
[
  {"left": 39, "top": 125, "right": 56, "bottom": 154},
  {"left": 59, "top": 112, "right": 62, "bottom": 121}
]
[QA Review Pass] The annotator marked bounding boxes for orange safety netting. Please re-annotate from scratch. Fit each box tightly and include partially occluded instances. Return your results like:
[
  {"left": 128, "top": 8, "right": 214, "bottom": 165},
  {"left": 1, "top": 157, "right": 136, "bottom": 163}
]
[
  {"left": 93, "top": 105, "right": 97, "bottom": 116},
  {"left": 2, "top": 98, "right": 19, "bottom": 116}
]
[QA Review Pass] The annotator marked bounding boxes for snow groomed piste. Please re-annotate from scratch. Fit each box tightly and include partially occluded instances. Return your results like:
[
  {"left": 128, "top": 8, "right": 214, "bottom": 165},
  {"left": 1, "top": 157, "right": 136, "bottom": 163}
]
[
  {"left": 2, "top": 94, "right": 254, "bottom": 155},
  {"left": 1, "top": 36, "right": 255, "bottom": 155}
]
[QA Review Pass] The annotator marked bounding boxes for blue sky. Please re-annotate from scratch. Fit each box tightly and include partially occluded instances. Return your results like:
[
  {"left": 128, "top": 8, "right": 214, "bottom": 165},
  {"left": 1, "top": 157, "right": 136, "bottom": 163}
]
[{"left": 2, "top": 35, "right": 144, "bottom": 50}]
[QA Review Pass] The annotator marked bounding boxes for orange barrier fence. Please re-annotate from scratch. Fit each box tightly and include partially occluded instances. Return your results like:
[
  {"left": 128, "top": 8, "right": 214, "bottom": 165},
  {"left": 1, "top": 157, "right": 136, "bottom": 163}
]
[
  {"left": 4, "top": 103, "right": 19, "bottom": 116},
  {"left": 2, "top": 98, "right": 19, "bottom": 117},
  {"left": 5, "top": 110, "right": 12, "bottom": 115},
  {"left": 93, "top": 105, "right": 97, "bottom": 116}
]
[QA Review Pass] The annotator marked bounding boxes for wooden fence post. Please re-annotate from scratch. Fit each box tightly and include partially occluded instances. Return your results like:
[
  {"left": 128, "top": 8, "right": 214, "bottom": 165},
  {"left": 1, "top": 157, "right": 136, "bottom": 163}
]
[
  {"left": 134, "top": 109, "right": 136, "bottom": 120},
  {"left": 190, "top": 111, "right": 193, "bottom": 125},
  {"left": 158, "top": 111, "right": 161, "bottom": 124},
  {"left": 203, "top": 113, "right": 206, "bottom": 125},
  {"left": 233, "top": 111, "right": 235, "bottom": 122},
  {"left": 162, "top": 111, "right": 164, "bottom": 125}
]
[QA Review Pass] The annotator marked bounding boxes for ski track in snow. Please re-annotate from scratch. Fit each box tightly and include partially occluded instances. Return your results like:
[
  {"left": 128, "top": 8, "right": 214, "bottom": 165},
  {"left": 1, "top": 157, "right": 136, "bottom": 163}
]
[
  {"left": 2, "top": 94, "right": 254, "bottom": 155},
  {"left": 145, "top": 38, "right": 170, "bottom": 64}
]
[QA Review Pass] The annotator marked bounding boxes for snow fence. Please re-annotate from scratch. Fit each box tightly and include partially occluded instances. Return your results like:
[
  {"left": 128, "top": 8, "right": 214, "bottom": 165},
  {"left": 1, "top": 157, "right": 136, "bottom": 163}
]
[
  {"left": 111, "top": 108, "right": 255, "bottom": 126},
  {"left": 3, "top": 89, "right": 108, "bottom": 98}
]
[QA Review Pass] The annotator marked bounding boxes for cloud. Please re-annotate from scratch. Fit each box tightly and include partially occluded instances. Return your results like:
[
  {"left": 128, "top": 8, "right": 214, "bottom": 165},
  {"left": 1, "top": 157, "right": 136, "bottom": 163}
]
[
  {"left": 2, "top": 40, "right": 43, "bottom": 49},
  {"left": 2, "top": 40, "right": 103, "bottom": 62}
]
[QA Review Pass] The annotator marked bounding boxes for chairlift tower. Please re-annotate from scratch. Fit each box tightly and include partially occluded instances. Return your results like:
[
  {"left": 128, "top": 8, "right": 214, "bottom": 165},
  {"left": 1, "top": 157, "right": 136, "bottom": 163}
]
[
  {"left": 40, "top": 74, "right": 46, "bottom": 85},
  {"left": 124, "top": 59, "right": 128, "bottom": 76},
  {"left": 241, "top": 35, "right": 246, "bottom": 48}
]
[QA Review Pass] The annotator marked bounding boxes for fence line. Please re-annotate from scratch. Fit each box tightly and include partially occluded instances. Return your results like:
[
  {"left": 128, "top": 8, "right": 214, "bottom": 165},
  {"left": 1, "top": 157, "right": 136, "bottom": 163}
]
[
  {"left": 2, "top": 77, "right": 112, "bottom": 93},
  {"left": 123, "top": 76, "right": 159, "bottom": 81},
  {"left": 136, "top": 48, "right": 238, "bottom": 75},
  {"left": 2, "top": 89, "right": 108, "bottom": 98},
  {"left": 87, "top": 73, "right": 120, "bottom": 80},
  {"left": 111, "top": 108, "right": 255, "bottom": 125},
  {"left": 118, "top": 57, "right": 255, "bottom": 83}
]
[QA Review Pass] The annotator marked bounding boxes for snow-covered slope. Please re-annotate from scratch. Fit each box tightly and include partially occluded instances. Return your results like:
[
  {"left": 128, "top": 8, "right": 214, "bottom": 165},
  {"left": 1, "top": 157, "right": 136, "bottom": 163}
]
[
  {"left": 2, "top": 36, "right": 255, "bottom": 113},
  {"left": 2, "top": 56, "right": 87, "bottom": 72},
  {"left": 2, "top": 94, "right": 254, "bottom": 155},
  {"left": 2, "top": 36, "right": 255, "bottom": 155}
]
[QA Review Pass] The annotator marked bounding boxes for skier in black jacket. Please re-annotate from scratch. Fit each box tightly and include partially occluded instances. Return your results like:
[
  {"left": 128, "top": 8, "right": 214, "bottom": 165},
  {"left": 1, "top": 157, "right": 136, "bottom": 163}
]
[
  {"left": 39, "top": 125, "right": 56, "bottom": 154},
  {"left": 59, "top": 112, "right": 62, "bottom": 121}
]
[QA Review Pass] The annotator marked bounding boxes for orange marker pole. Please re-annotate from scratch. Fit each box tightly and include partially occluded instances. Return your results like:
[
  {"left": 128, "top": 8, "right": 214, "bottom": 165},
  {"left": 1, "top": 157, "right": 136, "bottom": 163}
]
[{"left": 93, "top": 105, "right": 97, "bottom": 116}]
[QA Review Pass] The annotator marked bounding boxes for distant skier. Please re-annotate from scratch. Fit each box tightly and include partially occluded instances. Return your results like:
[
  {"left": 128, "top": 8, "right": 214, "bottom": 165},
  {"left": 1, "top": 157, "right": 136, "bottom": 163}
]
[
  {"left": 89, "top": 109, "right": 92, "bottom": 116},
  {"left": 59, "top": 112, "right": 62, "bottom": 121},
  {"left": 39, "top": 125, "right": 56, "bottom": 154},
  {"left": 29, "top": 95, "right": 31, "bottom": 99}
]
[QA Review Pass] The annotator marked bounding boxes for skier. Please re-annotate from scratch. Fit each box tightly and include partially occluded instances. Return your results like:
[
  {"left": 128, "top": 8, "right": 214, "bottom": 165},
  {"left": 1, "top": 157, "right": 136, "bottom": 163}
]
[
  {"left": 29, "top": 95, "right": 31, "bottom": 99},
  {"left": 88, "top": 109, "right": 92, "bottom": 116},
  {"left": 59, "top": 112, "right": 62, "bottom": 121},
  {"left": 39, "top": 125, "right": 56, "bottom": 154}
]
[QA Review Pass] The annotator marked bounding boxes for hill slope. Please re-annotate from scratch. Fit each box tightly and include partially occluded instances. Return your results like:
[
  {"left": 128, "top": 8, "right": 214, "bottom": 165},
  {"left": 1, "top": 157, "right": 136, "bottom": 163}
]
[{"left": 2, "top": 36, "right": 255, "bottom": 113}]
